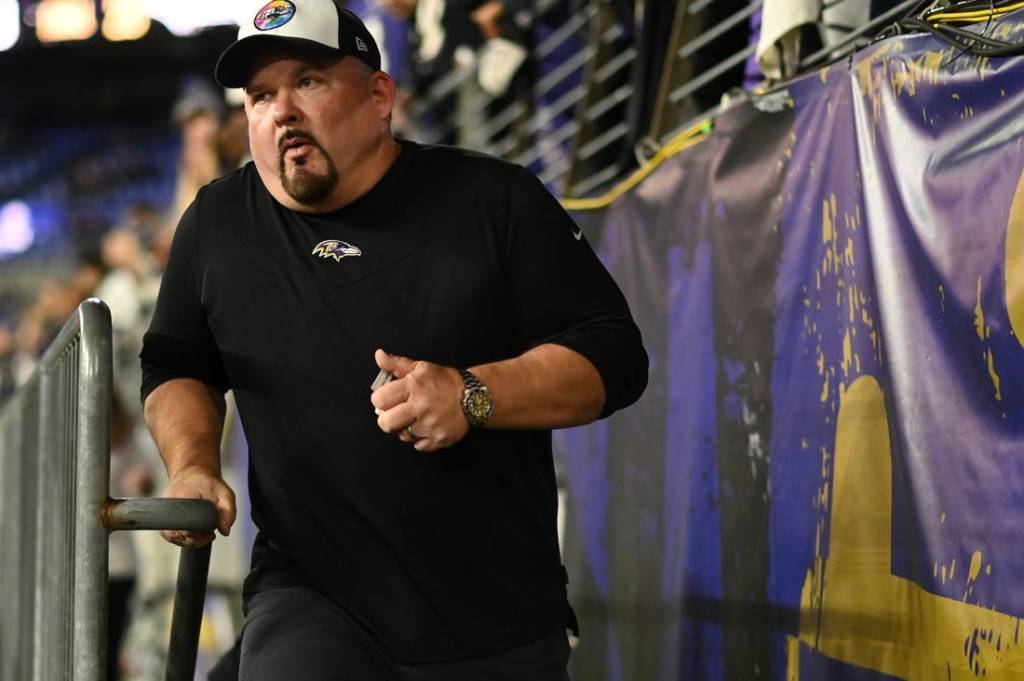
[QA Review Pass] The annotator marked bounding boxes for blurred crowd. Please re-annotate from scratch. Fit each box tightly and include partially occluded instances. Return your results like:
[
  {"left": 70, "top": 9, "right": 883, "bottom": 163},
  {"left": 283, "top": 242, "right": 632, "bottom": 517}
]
[{"left": 0, "top": 73, "right": 253, "bottom": 680}]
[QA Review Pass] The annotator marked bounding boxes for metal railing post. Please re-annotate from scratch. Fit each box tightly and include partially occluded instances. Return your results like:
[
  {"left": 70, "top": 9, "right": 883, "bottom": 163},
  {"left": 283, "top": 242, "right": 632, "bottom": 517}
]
[
  {"left": 165, "top": 546, "right": 213, "bottom": 681},
  {"left": 0, "top": 299, "right": 219, "bottom": 681}
]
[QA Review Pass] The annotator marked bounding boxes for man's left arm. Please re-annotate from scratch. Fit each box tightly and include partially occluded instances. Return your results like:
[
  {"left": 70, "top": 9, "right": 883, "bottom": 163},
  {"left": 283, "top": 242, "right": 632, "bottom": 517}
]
[{"left": 372, "top": 164, "right": 648, "bottom": 452}]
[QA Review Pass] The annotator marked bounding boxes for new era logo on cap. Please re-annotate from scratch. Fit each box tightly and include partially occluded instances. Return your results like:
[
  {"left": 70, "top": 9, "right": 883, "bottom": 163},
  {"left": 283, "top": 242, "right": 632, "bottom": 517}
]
[{"left": 355, "top": 36, "right": 368, "bottom": 52}]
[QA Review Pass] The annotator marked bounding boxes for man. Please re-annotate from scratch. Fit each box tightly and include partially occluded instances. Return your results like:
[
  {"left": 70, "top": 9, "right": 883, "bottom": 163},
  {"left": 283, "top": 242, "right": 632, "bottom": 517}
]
[{"left": 141, "top": 1, "right": 648, "bottom": 678}]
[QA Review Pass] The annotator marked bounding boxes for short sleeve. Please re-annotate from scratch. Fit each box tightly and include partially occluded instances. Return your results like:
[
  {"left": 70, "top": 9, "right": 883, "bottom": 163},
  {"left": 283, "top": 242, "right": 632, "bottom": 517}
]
[
  {"left": 140, "top": 194, "right": 230, "bottom": 404},
  {"left": 503, "top": 166, "right": 648, "bottom": 417}
]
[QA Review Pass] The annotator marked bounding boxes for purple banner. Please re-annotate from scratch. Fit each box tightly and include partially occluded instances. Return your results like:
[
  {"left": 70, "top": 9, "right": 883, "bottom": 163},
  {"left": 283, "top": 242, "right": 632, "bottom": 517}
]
[{"left": 560, "top": 13, "right": 1024, "bottom": 681}]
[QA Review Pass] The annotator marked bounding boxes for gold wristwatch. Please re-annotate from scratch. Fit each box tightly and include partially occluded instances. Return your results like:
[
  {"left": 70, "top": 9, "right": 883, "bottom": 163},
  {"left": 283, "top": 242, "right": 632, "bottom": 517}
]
[{"left": 459, "top": 369, "right": 493, "bottom": 427}]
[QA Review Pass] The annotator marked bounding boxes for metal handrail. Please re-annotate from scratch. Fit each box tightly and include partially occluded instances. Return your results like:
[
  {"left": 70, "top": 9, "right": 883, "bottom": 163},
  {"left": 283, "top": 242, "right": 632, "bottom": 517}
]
[
  {"left": 669, "top": 44, "right": 757, "bottom": 105},
  {"left": 677, "top": 1, "right": 762, "bottom": 60},
  {"left": 0, "top": 298, "right": 218, "bottom": 681}
]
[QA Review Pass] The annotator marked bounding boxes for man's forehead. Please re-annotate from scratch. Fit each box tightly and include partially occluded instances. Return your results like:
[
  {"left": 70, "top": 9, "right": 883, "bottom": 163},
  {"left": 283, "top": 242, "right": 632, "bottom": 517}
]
[{"left": 244, "top": 49, "right": 345, "bottom": 89}]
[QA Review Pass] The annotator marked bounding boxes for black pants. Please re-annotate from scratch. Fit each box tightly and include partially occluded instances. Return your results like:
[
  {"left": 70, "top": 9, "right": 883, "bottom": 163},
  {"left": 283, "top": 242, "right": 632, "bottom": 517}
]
[{"left": 218, "top": 586, "right": 571, "bottom": 681}]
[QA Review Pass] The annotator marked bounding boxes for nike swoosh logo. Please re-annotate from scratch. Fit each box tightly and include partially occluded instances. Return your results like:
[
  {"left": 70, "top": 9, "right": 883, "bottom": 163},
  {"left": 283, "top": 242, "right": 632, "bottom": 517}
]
[{"left": 572, "top": 228, "right": 583, "bottom": 240}]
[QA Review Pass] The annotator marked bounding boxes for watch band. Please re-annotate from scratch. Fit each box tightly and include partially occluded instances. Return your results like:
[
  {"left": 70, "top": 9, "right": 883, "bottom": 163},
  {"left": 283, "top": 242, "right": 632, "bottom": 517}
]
[{"left": 459, "top": 368, "right": 484, "bottom": 392}]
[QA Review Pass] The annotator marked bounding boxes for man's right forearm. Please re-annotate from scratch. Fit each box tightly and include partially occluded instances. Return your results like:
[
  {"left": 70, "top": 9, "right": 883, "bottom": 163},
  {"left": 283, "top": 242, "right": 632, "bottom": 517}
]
[{"left": 143, "top": 377, "right": 227, "bottom": 478}]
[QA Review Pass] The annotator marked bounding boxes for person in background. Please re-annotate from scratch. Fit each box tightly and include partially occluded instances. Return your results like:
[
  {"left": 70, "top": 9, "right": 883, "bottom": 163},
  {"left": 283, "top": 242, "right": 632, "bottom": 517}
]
[{"left": 168, "top": 80, "right": 226, "bottom": 225}]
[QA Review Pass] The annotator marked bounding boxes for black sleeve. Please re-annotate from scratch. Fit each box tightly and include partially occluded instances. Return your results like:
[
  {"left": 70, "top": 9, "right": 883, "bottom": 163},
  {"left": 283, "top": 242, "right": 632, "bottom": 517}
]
[
  {"left": 140, "top": 192, "right": 230, "bottom": 404},
  {"left": 503, "top": 166, "right": 648, "bottom": 418}
]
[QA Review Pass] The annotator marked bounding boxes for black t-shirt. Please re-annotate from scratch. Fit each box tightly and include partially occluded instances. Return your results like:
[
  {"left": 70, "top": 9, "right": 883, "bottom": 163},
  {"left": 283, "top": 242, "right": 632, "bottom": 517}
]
[{"left": 141, "top": 140, "right": 648, "bottom": 663}]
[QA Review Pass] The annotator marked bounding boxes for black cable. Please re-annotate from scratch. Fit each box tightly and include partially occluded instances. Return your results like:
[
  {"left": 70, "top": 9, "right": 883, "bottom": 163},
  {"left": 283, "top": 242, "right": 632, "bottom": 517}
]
[
  {"left": 903, "top": 17, "right": 1013, "bottom": 47},
  {"left": 895, "top": 0, "right": 1024, "bottom": 59}
]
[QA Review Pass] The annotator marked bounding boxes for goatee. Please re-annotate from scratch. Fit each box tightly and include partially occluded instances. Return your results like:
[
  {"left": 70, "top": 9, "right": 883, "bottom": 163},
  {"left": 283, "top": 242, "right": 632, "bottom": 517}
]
[{"left": 278, "top": 133, "right": 339, "bottom": 204}]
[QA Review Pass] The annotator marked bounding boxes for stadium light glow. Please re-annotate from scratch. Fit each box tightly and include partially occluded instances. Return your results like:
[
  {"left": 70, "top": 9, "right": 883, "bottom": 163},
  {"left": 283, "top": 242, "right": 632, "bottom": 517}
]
[
  {"left": 143, "top": 0, "right": 243, "bottom": 36},
  {"left": 0, "top": 201, "right": 35, "bottom": 256},
  {"left": 36, "top": 0, "right": 97, "bottom": 43},
  {"left": 102, "top": 0, "right": 150, "bottom": 41},
  {"left": 0, "top": 0, "right": 19, "bottom": 51}
]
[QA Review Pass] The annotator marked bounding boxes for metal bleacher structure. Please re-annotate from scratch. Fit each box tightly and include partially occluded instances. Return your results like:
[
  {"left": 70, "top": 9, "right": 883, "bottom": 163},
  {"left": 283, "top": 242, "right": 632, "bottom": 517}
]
[
  {"left": 0, "top": 299, "right": 217, "bottom": 681},
  {"left": 407, "top": 0, "right": 925, "bottom": 203}
]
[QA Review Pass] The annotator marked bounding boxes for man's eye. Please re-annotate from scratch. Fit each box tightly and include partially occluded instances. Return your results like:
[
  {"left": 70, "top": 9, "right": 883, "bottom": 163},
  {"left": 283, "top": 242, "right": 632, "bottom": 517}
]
[
  {"left": 299, "top": 77, "right": 316, "bottom": 88},
  {"left": 251, "top": 92, "right": 269, "bottom": 104}
]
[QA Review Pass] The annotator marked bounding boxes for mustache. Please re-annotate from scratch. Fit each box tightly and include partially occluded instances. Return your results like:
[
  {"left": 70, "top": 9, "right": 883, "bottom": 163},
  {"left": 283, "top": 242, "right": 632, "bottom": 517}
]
[{"left": 278, "top": 130, "right": 321, "bottom": 153}]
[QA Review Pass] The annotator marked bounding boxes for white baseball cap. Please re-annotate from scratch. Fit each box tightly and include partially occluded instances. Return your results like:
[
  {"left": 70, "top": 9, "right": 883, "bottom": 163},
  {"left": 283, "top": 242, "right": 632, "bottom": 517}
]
[{"left": 215, "top": 0, "right": 382, "bottom": 88}]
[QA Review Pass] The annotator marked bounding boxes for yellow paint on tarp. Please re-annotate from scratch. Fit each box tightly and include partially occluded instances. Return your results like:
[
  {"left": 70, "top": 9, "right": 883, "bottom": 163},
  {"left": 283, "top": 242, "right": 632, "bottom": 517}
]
[
  {"left": 788, "top": 636, "right": 801, "bottom": 681},
  {"left": 939, "top": 285, "right": 946, "bottom": 314},
  {"left": 821, "top": 372, "right": 830, "bottom": 403},
  {"left": 892, "top": 48, "right": 950, "bottom": 99},
  {"left": 823, "top": 198, "right": 834, "bottom": 244},
  {"left": 975, "top": 276, "right": 987, "bottom": 341},
  {"left": 968, "top": 551, "right": 984, "bottom": 583},
  {"left": 842, "top": 331, "right": 853, "bottom": 377},
  {"left": 794, "top": 376, "right": 1024, "bottom": 679},
  {"left": 856, "top": 44, "right": 899, "bottom": 135},
  {"left": 987, "top": 349, "right": 1003, "bottom": 402},
  {"left": 1006, "top": 172, "right": 1024, "bottom": 348},
  {"left": 950, "top": 559, "right": 956, "bottom": 581}
]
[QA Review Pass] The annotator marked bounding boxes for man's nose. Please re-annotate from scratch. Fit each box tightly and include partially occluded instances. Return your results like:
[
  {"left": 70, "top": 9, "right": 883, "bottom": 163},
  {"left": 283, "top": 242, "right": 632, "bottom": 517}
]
[{"left": 271, "top": 90, "right": 303, "bottom": 126}]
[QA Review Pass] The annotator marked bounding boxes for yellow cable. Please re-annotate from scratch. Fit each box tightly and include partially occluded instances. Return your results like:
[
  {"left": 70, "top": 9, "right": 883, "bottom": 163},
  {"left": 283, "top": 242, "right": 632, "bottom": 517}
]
[
  {"left": 927, "top": 1, "right": 1024, "bottom": 22},
  {"left": 560, "top": 118, "right": 713, "bottom": 211}
]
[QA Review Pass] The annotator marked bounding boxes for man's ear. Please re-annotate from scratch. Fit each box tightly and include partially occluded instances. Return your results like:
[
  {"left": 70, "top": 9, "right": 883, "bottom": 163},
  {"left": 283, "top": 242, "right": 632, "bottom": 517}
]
[{"left": 368, "top": 72, "right": 396, "bottom": 121}]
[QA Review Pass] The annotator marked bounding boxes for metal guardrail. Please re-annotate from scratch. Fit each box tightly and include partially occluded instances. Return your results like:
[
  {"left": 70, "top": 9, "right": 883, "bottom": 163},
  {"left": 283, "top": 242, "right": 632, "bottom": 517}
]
[{"left": 0, "top": 298, "right": 217, "bottom": 681}]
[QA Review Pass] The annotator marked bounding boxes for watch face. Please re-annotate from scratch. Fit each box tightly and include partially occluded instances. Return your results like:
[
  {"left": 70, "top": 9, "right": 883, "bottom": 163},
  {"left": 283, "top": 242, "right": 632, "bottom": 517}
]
[{"left": 465, "top": 387, "right": 492, "bottom": 424}]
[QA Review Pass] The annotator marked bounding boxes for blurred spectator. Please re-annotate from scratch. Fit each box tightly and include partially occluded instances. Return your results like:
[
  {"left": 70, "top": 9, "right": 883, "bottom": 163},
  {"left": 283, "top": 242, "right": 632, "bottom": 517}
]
[
  {"left": 218, "top": 105, "right": 251, "bottom": 171},
  {"left": 117, "top": 93, "right": 251, "bottom": 681},
  {"left": 399, "top": 0, "right": 533, "bottom": 146},
  {"left": 0, "top": 322, "right": 16, "bottom": 407},
  {"left": 169, "top": 79, "right": 225, "bottom": 225}
]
